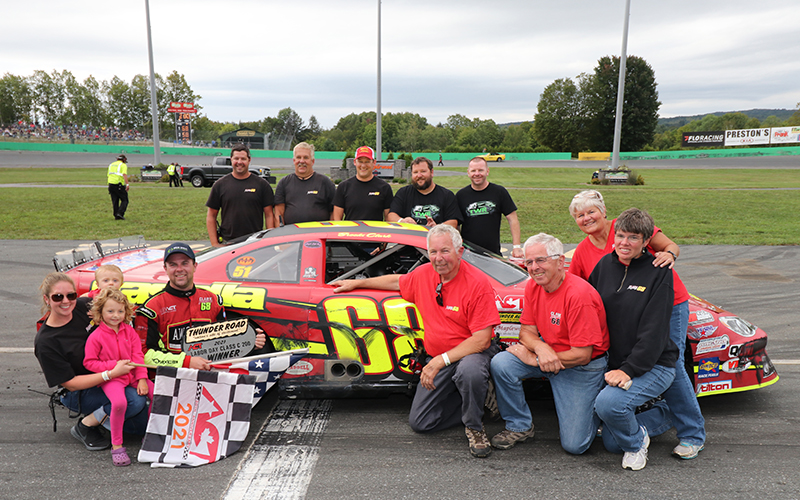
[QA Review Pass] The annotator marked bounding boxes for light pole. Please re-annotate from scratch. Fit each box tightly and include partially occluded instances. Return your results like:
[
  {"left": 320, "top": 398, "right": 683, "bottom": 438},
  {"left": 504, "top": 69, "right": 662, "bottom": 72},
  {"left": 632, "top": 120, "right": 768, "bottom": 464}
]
[
  {"left": 610, "top": 0, "right": 631, "bottom": 170},
  {"left": 145, "top": 0, "right": 161, "bottom": 165},
  {"left": 376, "top": 0, "right": 382, "bottom": 160}
]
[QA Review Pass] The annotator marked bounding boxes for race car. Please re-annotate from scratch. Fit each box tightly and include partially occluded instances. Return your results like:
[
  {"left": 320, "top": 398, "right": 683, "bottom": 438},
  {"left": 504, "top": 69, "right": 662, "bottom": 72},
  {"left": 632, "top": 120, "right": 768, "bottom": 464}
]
[
  {"left": 53, "top": 221, "right": 777, "bottom": 399},
  {"left": 477, "top": 152, "right": 506, "bottom": 162}
]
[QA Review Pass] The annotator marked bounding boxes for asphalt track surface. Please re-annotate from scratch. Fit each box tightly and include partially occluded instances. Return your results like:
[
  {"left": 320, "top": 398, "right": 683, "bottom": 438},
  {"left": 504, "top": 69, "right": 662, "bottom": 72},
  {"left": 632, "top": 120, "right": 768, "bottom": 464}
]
[
  {"left": 1, "top": 151, "right": 798, "bottom": 498},
  {"left": 1, "top": 239, "right": 798, "bottom": 500}
]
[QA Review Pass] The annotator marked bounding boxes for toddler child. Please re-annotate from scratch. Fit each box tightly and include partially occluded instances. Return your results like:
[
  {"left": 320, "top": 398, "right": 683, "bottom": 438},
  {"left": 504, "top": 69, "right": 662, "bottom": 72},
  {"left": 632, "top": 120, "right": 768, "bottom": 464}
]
[
  {"left": 84, "top": 288, "right": 153, "bottom": 466},
  {"left": 82, "top": 264, "right": 124, "bottom": 299}
]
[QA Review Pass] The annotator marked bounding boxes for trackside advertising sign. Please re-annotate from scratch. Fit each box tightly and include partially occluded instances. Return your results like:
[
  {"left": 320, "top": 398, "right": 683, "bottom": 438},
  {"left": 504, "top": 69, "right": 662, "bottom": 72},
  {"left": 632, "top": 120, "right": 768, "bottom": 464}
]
[
  {"left": 682, "top": 127, "right": 800, "bottom": 147},
  {"left": 682, "top": 131, "right": 724, "bottom": 147},
  {"left": 770, "top": 126, "right": 800, "bottom": 144},
  {"left": 724, "top": 128, "right": 771, "bottom": 146}
]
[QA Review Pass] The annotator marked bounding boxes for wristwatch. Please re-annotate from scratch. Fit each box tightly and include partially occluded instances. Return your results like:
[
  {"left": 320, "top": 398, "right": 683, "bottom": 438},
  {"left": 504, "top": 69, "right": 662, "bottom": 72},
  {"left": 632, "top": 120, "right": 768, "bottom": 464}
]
[{"left": 666, "top": 250, "right": 677, "bottom": 260}]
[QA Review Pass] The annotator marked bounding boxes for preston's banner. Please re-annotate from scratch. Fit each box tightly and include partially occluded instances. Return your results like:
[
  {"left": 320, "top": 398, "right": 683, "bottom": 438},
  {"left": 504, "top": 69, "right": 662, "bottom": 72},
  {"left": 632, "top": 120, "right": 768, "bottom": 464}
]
[
  {"left": 724, "top": 128, "right": 771, "bottom": 146},
  {"left": 682, "top": 131, "right": 725, "bottom": 148},
  {"left": 138, "top": 367, "right": 255, "bottom": 468}
]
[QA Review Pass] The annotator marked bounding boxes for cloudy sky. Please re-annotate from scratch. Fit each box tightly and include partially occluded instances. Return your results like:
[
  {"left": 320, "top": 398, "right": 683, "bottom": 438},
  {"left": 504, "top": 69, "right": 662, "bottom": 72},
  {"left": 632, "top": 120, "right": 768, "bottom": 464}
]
[{"left": 3, "top": 1, "right": 798, "bottom": 128}]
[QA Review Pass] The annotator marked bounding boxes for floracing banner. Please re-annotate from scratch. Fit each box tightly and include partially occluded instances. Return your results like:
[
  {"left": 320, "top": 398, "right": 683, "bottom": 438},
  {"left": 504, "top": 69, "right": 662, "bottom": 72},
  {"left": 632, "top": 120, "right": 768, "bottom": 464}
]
[
  {"left": 682, "top": 131, "right": 725, "bottom": 148},
  {"left": 770, "top": 126, "right": 800, "bottom": 144},
  {"left": 724, "top": 128, "right": 771, "bottom": 146}
]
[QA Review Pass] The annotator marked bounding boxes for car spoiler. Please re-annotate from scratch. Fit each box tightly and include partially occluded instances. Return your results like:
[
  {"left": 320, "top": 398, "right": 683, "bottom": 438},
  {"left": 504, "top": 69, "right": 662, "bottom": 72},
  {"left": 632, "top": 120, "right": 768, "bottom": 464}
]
[{"left": 53, "top": 236, "right": 149, "bottom": 272}]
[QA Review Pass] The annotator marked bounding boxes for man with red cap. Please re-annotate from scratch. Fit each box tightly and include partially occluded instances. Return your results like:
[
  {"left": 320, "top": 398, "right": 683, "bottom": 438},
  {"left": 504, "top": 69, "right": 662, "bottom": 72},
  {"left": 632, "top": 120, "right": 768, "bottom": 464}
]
[{"left": 333, "top": 146, "right": 393, "bottom": 221}]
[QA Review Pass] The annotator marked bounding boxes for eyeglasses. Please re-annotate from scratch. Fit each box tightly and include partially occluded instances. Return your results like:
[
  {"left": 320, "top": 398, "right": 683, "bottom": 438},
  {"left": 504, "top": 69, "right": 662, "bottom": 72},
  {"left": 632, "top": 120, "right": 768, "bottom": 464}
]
[
  {"left": 524, "top": 254, "right": 561, "bottom": 267},
  {"left": 50, "top": 292, "right": 78, "bottom": 302},
  {"left": 435, "top": 282, "right": 443, "bottom": 307}
]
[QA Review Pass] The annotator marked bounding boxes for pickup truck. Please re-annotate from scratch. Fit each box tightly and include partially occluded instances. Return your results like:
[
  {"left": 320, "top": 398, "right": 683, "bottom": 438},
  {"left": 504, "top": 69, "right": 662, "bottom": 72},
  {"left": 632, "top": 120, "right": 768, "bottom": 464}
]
[{"left": 182, "top": 157, "right": 276, "bottom": 187}]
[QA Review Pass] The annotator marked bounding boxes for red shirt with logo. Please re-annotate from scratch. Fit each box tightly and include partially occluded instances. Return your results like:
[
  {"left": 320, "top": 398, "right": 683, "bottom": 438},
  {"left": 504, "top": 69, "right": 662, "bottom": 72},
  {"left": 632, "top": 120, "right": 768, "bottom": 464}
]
[
  {"left": 399, "top": 260, "right": 499, "bottom": 357},
  {"left": 520, "top": 273, "right": 609, "bottom": 359}
]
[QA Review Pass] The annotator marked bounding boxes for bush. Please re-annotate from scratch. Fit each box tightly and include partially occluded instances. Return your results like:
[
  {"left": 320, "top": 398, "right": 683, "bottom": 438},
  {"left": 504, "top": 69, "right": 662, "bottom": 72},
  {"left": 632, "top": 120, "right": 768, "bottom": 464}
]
[
  {"left": 387, "top": 152, "right": 394, "bottom": 160},
  {"left": 342, "top": 150, "right": 354, "bottom": 168}
]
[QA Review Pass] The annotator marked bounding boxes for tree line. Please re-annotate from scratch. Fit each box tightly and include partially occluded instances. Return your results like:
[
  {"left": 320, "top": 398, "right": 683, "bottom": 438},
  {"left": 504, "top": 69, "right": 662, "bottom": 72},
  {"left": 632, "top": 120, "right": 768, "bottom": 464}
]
[
  {"left": 0, "top": 69, "right": 199, "bottom": 139},
  {"left": 3, "top": 61, "right": 799, "bottom": 154}
]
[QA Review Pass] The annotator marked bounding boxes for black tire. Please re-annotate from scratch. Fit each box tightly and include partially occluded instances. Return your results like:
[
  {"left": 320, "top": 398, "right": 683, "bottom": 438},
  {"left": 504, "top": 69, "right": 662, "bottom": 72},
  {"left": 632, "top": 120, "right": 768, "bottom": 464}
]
[
  {"left": 497, "top": 157, "right": 503, "bottom": 162},
  {"left": 191, "top": 175, "right": 204, "bottom": 188}
]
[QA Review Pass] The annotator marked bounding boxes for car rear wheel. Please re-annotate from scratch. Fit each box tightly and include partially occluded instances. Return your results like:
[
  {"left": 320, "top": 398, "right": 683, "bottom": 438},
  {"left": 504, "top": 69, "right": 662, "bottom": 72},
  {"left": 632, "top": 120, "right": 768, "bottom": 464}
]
[{"left": 191, "top": 175, "right": 204, "bottom": 188}]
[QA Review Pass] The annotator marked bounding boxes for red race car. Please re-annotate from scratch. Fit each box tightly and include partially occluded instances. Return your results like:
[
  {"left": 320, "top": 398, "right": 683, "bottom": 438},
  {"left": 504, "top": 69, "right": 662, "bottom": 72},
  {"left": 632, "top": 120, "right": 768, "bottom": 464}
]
[{"left": 54, "top": 221, "right": 777, "bottom": 399}]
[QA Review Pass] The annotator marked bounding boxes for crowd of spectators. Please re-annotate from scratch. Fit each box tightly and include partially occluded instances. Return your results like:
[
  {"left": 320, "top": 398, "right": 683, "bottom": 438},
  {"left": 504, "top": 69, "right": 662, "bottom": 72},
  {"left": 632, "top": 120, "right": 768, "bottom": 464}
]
[{"left": 1, "top": 122, "right": 147, "bottom": 143}]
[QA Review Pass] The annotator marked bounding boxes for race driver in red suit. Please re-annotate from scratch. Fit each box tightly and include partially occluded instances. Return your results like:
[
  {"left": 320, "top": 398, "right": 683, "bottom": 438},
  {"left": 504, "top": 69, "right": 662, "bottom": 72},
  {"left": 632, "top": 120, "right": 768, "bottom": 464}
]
[{"left": 134, "top": 242, "right": 265, "bottom": 369}]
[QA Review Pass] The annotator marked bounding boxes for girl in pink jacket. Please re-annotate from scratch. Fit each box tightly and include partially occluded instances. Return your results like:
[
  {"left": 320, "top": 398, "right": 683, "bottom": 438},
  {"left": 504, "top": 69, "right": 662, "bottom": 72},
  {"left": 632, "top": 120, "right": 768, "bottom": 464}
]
[{"left": 84, "top": 289, "right": 153, "bottom": 466}]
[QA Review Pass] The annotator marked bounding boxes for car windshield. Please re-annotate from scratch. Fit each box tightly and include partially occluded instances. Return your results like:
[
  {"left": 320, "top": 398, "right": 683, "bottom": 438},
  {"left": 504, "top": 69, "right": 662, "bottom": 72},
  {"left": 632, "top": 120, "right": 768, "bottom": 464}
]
[{"left": 461, "top": 245, "right": 527, "bottom": 287}]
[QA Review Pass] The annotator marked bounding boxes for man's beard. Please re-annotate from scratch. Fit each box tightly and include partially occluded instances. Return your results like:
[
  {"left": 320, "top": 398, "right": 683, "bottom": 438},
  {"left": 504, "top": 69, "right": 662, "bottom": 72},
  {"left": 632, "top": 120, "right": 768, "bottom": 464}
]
[{"left": 414, "top": 178, "right": 432, "bottom": 191}]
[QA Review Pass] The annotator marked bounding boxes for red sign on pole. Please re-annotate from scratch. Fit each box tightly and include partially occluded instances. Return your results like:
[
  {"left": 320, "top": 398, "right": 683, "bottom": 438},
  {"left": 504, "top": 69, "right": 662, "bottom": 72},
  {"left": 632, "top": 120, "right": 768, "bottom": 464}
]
[{"left": 168, "top": 102, "right": 197, "bottom": 114}]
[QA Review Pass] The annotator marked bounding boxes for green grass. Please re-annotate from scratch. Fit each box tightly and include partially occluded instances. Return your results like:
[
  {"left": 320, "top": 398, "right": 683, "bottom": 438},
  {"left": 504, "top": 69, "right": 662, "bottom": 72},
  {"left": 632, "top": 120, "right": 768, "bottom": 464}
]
[{"left": 1, "top": 167, "right": 799, "bottom": 245}]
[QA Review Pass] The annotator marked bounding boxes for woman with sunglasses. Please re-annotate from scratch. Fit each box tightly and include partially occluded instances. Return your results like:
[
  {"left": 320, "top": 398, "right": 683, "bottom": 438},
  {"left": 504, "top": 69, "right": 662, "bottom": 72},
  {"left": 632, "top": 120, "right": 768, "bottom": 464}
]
[
  {"left": 34, "top": 273, "right": 148, "bottom": 451},
  {"left": 567, "top": 190, "right": 705, "bottom": 461}
]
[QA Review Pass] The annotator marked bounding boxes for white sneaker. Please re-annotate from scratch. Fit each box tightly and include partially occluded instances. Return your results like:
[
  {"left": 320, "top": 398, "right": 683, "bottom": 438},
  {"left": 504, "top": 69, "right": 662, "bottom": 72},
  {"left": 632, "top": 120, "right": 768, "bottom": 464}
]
[
  {"left": 673, "top": 441, "right": 704, "bottom": 459},
  {"left": 622, "top": 426, "right": 650, "bottom": 471}
]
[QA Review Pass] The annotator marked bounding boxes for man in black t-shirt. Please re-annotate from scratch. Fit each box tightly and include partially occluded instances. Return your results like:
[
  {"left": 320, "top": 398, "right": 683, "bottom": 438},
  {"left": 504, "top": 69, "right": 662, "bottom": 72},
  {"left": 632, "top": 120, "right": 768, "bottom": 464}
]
[
  {"left": 206, "top": 144, "right": 275, "bottom": 246},
  {"left": 333, "top": 145, "right": 393, "bottom": 221},
  {"left": 388, "top": 157, "right": 461, "bottom": 228},
  {"left": 274, "top": 142, "right": 336, "bottom": 225},
  {"left": 456, "top": 157, "right": 522, "bottom": 257}
]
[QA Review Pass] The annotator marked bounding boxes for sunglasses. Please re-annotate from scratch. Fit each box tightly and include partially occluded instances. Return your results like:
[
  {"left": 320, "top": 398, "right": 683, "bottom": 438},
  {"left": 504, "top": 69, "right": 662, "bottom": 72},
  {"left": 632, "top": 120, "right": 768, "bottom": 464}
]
[
  {"left": 435, "top": 282, "right": 443, "bottom": 307},
  {"left": 50, "top": 292, "right": 78, "bottom": 302}
]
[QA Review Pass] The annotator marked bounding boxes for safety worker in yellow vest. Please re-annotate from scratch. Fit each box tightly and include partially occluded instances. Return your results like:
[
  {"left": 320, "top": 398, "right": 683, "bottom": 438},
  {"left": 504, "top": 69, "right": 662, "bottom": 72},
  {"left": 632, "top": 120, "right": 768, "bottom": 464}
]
[
  {"left": 167, "top": 162, "right": 177, "bottom": 187},
  {"left": 107, "top": 154, "right": 129, "bottom": 220}
]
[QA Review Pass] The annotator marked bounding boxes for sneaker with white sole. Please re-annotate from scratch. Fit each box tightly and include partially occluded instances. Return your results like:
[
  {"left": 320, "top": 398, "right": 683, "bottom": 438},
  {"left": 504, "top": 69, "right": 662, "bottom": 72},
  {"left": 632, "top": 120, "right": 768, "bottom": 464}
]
[
  {"left": 490, "top": 427, "right": 535, "bottom": 450},
  {"left": 673, "top": 441, "right": 704, "bottom": 459},
  {"left": 465, "top": 425, "right": 492, "bottom": 458},
  {"left": 622, "top": 426, "right": 650, "bottom": 471},
  {"left": 71, "top": 419, "right": 111, "bottom": 451}
]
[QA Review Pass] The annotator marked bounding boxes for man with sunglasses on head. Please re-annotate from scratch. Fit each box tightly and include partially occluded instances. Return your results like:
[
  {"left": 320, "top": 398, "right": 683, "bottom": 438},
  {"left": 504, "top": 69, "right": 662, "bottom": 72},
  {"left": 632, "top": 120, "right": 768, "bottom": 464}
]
[
  {"left": 334, "top": 224, "right": 500, "bottom": 458},
  {"left": 490, "top": 233, "right": 609, "bottom": 455}
]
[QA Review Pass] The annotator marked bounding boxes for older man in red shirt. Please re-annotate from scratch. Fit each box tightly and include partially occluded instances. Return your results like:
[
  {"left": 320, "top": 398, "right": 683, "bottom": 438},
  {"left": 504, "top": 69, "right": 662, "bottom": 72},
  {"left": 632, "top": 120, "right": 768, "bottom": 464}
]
[{"left": 334, "top": 224, "right": 499, "bottom": 458}]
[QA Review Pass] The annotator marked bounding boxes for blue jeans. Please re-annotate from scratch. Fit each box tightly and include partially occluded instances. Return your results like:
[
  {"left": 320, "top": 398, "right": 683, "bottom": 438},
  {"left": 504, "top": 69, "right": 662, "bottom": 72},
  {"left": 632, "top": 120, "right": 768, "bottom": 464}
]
[
  {"left": 491, "top": 350, "right": 607, "bottom": 454},
  {"left": 61, "top": 386, "right": 148, "bottom": 435},
  {"left": 637, "top": 301, "right": 706, "bottom": 446},
  {"left": 595, "top": 364, "right": 675, "bottom": 453}
]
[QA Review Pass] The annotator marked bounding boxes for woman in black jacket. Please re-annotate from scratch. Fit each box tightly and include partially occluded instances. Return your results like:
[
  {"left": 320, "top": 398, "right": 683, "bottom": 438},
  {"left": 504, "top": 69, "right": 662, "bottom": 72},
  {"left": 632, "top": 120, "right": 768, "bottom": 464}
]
[{"left": 589, "top": 208, "right": 677, "bottom": 471}]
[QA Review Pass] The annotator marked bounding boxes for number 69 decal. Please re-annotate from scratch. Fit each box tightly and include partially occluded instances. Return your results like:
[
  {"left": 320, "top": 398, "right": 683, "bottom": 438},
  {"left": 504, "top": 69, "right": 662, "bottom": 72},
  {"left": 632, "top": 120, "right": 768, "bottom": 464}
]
[{"left": 321, "top": 296, "right": 424, "bottom": 376}]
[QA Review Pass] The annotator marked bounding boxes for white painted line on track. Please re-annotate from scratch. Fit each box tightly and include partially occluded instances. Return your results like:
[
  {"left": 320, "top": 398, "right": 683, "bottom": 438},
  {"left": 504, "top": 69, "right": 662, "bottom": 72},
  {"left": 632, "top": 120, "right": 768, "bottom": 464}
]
[
  {"left": 0, "top": 347, "right": 34, "bottom": 353},
  {"left": 224, "top": 399, "right": 332, "bottom": 500}
]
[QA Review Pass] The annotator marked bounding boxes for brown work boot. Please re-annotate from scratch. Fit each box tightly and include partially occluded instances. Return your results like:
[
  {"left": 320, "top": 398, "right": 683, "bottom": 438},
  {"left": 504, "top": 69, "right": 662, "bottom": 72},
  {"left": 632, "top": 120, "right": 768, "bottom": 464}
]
[
  {"left": 490, "top": 427, "right": 535, "bottom": 450},
  {"left": 465, "top": 425, "right": 492, "bottom": 458}
]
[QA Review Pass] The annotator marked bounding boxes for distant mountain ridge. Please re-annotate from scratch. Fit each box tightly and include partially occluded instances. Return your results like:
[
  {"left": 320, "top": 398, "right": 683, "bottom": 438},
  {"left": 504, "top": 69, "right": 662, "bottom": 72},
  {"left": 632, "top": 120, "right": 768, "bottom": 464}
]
[
  {"left": 657, "top": 109, "right": 794, "bottom": 128},
  {"left": 499, "top": 108, "right": 795, "bottom": 129}
]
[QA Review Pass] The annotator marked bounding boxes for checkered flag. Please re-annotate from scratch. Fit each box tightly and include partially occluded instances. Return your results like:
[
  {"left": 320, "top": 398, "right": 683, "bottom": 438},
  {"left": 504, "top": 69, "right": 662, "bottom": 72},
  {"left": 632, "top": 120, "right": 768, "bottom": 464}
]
[
  {"left": 211, "top": 349, "right": 309, "bottom": 406},
  {"left": 138, "top": 366, "right": 255, "bottom": 468}
]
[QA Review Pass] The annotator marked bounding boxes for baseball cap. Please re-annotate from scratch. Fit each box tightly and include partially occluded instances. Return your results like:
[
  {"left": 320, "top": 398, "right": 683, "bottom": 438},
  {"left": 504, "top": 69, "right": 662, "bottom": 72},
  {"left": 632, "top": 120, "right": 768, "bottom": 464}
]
[
  {"left": 163, "top": 242, "right": 195, "bottom": 262},
  {"left": 355, "top": 146, "right": 375, "bottom": 160}
]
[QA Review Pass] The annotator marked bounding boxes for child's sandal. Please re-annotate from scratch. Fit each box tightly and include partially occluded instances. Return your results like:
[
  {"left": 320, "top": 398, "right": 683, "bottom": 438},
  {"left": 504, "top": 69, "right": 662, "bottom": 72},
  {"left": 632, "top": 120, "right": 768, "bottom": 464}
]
[{"left": 111, "top": 447, "right": 131, "bottom": 467}]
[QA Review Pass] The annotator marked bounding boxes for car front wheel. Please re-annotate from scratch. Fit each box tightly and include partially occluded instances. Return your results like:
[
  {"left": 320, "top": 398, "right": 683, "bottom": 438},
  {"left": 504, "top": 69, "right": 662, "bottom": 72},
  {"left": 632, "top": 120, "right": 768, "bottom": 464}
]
[{"left": 191, "top": 175, "right": 204, "bottom": 188}]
